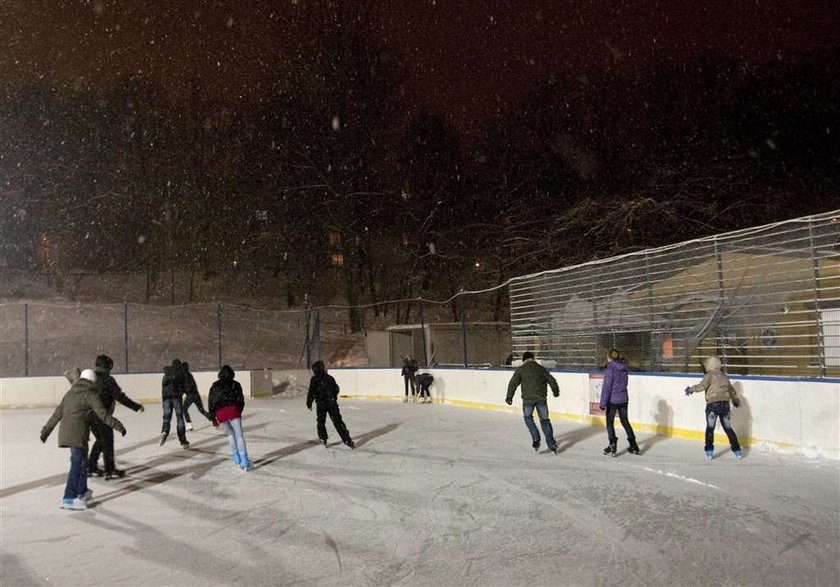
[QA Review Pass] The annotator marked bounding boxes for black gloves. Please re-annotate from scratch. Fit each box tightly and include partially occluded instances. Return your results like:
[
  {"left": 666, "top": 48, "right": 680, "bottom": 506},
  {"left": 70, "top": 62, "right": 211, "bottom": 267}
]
[
  {"left": 505, "top": 397, "right": 513, "bottom": 406},
  {"left": 116, "top": 425, "right": 127, "bottom": 437},
  {"left": 40, "top": 430, "right": 49, "bottom": 443},
  {"left": 553, "top": 392, "right": 559, "bottom": 398},
  {"left": 306, "top": 402, "right": 313, "bottom": 411},
  {"left": 732, "top": 396, "right": 741, "bottom": 408}
]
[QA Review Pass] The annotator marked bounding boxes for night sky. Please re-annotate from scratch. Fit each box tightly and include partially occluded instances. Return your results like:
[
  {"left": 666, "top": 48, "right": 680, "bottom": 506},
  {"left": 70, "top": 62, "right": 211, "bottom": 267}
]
[{"left": 3, "top": 0, "right": 838, "bottom": 141}]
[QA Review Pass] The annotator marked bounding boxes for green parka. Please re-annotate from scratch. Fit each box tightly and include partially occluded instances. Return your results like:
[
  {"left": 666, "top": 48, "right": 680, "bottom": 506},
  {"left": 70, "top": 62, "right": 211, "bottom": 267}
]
[
  {"left": 40, "top": 369, "right": 126, "bottom": 448},
  {"left": 506, "top": 359, "right": 560, "bottom": 403}
]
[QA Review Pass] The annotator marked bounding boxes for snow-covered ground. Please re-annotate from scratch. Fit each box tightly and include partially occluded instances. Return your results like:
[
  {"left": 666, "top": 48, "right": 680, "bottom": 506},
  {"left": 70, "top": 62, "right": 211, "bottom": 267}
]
[{"left": 2, "top": 396, "right": 838, "bottom": 586}]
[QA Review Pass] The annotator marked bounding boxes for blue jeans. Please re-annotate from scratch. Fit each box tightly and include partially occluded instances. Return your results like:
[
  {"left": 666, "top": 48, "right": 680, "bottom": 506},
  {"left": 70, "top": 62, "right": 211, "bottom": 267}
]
[
  {"left": 63, "top": 446, "right": 89, "bottom": 500},
  {"left": 705, "top": 401, "right": 741, "bottom": 452},
  {"left": 161, "top": 397, "right": 187, "bottom": 443},
  {"left": 222, "top": 418, "right": 248, "bottom": 458},
  {"left": 522, "top": 400, "right": 556, "bottom": 449}
]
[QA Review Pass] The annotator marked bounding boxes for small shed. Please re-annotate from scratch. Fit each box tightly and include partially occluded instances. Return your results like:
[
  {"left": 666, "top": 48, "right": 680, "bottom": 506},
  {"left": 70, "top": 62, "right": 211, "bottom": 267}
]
[{"left": 365, "top": 322, "right": 511, "bottom": 368}]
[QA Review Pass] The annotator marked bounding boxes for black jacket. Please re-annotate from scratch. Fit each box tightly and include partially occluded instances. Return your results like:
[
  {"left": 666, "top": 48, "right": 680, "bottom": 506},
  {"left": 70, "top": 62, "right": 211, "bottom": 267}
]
[
  {"left": 208, "top": 366, "right": 245, "bottom": 420},
  {"left": 161, "top": 359, "right": 184, "bottom": 400},
  {"left": 94, "top": 370, "right": 142, "bottom": 415},
  {"left": 182, "top": 371, "right": 200, "bottom": 398},
  {"left": 307, "top": 362, "right": 339, "bottom": 408}
]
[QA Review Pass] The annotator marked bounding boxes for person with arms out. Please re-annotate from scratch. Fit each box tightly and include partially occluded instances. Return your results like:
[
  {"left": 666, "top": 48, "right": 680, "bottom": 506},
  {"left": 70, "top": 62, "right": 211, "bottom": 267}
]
[
  {"left": 181, "top": 361, "right": 211, "bottom": 430},
  {"left": 87, "top": 354, "right": 144, "bottom": 479},
  {"left": 307, "top": 360, "right": 355, "bottom": 449},
  {"left": 685, "top": 356, "right": 743, "bottom": 459},
  {"left": 208, "top": 365, "right": 251, "bottom": 471},
  {"left": 160, "top": 358, "right": 190, "bottom": 449},
  {"left": 40, "top": 368, "right": 127, "bottom": 511},
  {"left": 599, "top": 349, "right": 640, "bottom": 457},
  {"left": 416, "top": 371, "right": 434, "bottom": 404},
  {"left": 506, "top": 351, "right": 560, "bottom": 453}
]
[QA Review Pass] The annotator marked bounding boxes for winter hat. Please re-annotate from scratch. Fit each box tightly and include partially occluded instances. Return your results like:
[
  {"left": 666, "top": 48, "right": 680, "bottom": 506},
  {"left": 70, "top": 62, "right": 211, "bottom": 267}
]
[
  {"left": 80, "top": 369, "right": 97, "bottom": 382},
  {"left": 704, "top": 356, "right": 722, "bottom": 371},
  {"left": 311, "top": 360, "right": 325, "bottom": 374},
  {"left": 522, "top": 351, "right": 535, "bottom": 361}
]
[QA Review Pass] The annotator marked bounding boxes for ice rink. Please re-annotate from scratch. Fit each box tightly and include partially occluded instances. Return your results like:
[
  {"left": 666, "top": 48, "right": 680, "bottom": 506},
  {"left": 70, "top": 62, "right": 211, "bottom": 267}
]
[{"left": 2, "top": 396, "right": 839, "bottom": 586}]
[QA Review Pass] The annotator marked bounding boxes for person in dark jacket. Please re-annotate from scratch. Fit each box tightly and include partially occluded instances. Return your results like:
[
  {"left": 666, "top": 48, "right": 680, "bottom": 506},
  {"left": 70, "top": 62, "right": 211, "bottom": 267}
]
[
  {"left": 160, "top": 358, "right": 189, "bottom": 449},
  {"left": 208, "top": 365, "right": 251, "bottom": 471},
  {"left": 306, "top": 360, "right": 354, "bottom": 448},
  {"left": 416, "top": 371, "right": 434, "bottom": 403},
  {"left": 87, "top": 354, "right": 144, "bottom": 479},
  {"left": 506, "top": 351, "right": 560, "bottom": 453},
  {"left": 599, "top": 349, "right": 639, "bottom": 456},
  {"left": 181, "top": 361, "right": 211, "bottom": 430},
  {"left": 401, "top": 356, "right": 418, "bottom": 402},
  {"left": 41, "top": 368, "right": 127, "bottom": 510}
]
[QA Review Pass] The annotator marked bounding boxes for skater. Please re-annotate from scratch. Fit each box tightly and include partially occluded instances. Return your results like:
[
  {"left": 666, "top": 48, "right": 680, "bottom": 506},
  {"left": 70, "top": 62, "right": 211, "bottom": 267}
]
[
  {"left": 599, "top": 349, "right": 639, "bottom": 456},
  {"left": 40, "top": 368, "right": 127, "bottom": 510},
  {"left": 208, "top": 365, "right": 251, "bottom": 471},
  {"left": 87, "top": 354, "right": 144, "bottom": 480},
  {"left": 160, "top": 358, "right": 190, "bottom": 449},
  {"left": 401, "top": 355, "right": 418, "bottom": 402},
  {"left": 306, "top": 360, "right": 355, "bottom": 448},
  {"left": 686, "top": 356, "right": 743, "bottom": 459},
  {"left": 505, "top": 351, "right": 560, "bottom": 453},
  {"left": 416, "top": 371, "right": 434, "bottom": 403},
  {"left": 181, "top": 361, "right": 211, "bottom": 430}
]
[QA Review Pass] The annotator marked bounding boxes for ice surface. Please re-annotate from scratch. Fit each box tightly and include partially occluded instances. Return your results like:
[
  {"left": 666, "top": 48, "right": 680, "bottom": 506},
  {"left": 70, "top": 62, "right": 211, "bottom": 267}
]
[{"left": 2, "top": 397, "right": 838, "bottom": 586}]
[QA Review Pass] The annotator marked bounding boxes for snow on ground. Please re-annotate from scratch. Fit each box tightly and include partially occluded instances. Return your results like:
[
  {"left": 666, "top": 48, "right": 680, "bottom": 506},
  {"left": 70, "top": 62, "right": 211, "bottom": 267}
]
[{"left": 2, "top": 396, "right": 839, "bottom": 586}]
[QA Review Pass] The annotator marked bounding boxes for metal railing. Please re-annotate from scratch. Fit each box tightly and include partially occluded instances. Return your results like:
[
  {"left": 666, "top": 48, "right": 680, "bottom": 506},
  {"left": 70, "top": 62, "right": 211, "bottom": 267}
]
[{"left": 509, "top": 210, "right": 840, "bottom": 376}]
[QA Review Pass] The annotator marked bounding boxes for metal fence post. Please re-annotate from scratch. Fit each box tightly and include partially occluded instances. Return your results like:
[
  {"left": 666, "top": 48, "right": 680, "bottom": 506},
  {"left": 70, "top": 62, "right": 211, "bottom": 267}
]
[
  {"left": 460, "top": 294, "right": 468, "bottom": 367},
  {"left": 713, "top": 237, "right": 727, "bottom": 367},
  {"left": 419, "top": 299, "right": 428, "bottom": 367},
  {"left": 124, "top": 302, "right": 129, "bottom": 373},
  {"left": 217, "top": 303, "right": 223, "bottom": 370},
  {"left": 808, "top": 221, "right": 827, "bottom": 376},
  {"left": 24, "top": 302, "right": 29, "bottom": 376}
]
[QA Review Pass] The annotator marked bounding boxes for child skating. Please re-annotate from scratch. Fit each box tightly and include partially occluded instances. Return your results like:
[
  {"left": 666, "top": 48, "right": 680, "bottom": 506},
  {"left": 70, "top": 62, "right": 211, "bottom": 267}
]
[
  {"left": 599, "top": 349, "right": 640, "bottom": 456},
  {"left": 685, "top": 356, "right": 743, "bottom": 459},
  {"left": 306, "top": 360, "right": 355, "bottom": 448},
  {"left": 208, "top": 365, "right": 251, "bottom": 471}
]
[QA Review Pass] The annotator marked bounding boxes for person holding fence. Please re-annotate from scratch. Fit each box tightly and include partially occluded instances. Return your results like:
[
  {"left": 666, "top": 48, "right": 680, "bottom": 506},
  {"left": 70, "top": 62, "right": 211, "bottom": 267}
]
[
  {"left": 599, "top": 349, "right": 640, "bottom": 457},
  {"left": 685, "top": 356, "right": 743, "bottom": 459},
  {"left": 401, "top": 356, "right": 419, "bottom": 402},
  {"left": 505, "top": 351, "right": 560, "bottom": 453},
  {"left": 40, "top": 367, "right": 127, "bottom": 510}
]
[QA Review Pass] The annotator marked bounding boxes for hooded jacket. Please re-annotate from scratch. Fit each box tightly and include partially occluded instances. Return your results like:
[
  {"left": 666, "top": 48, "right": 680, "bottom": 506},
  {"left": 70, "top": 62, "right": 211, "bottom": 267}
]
[
  {"left": 506, "top": 358, "right": 560, "bottom": 403},
  {"left": 41, "top": 369, "right": 126, "bottom": 448},
  {"left": 307, "top": 361, "right": 339, "bottom": 408},
  {"left": 161, "top": 359, "right": 184, "bottom": 400},
  {"left": 93, "top": 365, "right": 142, "bottom": 415},
  {"left": 599, "top": 359, "right": 630, "bottom": 407},
  {"left": 208, "top": 365, "right": 245, "bottom": 421},
  {"left": 688, "top": 357, "right": 737, "bottom": 404}
]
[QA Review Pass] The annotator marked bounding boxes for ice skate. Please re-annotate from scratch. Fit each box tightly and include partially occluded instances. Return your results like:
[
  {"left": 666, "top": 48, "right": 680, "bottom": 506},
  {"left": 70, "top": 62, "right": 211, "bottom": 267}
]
[
  {"left": 87, "top": 467, "right": 104, "bottom": 477},
  {"left": 705, "top": 449, "right": 714, "bottom": 459},
  {"left": 186, "top": 422, "right": 194, "bottom": 431},
  {"left": 628, "top": 441, "right": 640, "bottom": 455},
  {"left": 181, "top": 441, "right": 190, "bottom": 450},
  {"left": 239, "top": 454, "right": 251, "bottom": 471},
  {"left": 104, "top": 469, "right": 125, "bottom": 480},
  {"left": 733, "top": 449, "right": 743, "bottom": 459},
  {"left": 320, "top": 438, "right": 328, "bottom": 447},
  {"left": 159, "top": 431, "right": 168, "bottom": 446},
  {"left": 603, "top": 443, "right": 617, "bottom": 457},
  {"left": 532, "top": 439, "right": 541, "bottom": 452},
  {"left": 344, "top": 439, "right": 355, "bottom": 449}
]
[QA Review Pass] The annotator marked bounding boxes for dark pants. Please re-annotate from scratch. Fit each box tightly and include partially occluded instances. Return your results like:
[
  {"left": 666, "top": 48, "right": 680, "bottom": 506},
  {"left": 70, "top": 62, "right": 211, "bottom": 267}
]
[
  {"left": 522, "top": 400, "right": 556, "bottom": 449},
  {"left": 705, "top": 401, "right": 741, "bottom": 452},
  {"left": 418, "top": 382, "right": 431, "bottom": 398},
  {"left": 316, "top": 399, "right": 351, "bottom": 443},
  {"left": 403, "top": 376, "right": 416, "bottom": 397},
  {"left": 605, "top": 403, "right": 636, "bottom": 446},
  {"left": 64, "top": 446, "right": 89, "bottom": 500},
  {"left": 161, "top": 397, "right": 187, "bottom": 443},
  {"left": 183, "top": 393, "right": 211, "bottom": 423},
  {"left": 88, "top": 422, "right": 115, "bottom": 473}
]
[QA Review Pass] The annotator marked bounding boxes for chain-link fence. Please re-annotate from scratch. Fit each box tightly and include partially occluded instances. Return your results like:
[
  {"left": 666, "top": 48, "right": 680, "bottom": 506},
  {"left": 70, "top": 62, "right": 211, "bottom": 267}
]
[{"left": 509, "top": 210, "right": 840, "bottom": 377}]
